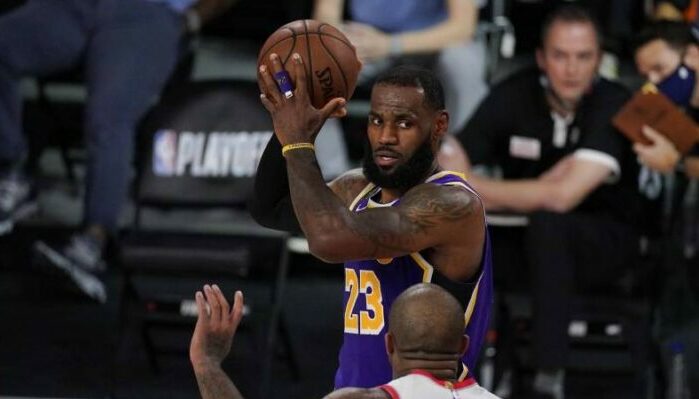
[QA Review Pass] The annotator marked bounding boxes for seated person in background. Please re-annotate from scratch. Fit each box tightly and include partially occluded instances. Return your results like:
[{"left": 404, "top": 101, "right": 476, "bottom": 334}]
[
  {"left": 189, "top": 283, "right": 501, "bottom": 399},
  {"left": 0, "top": 0, "right": 232, "bottom": 302},
  {"left": 456, "top": 5, "right": 641, "bottom": 398},
  {"left": 313, "top": 0, "right": 488, "bottom": 134},
  {"left": 634, "top": 20, "right": 699, "bottom": 284},
  {"left": 633, "top": 20, "right": 699, "bottom": 177}
]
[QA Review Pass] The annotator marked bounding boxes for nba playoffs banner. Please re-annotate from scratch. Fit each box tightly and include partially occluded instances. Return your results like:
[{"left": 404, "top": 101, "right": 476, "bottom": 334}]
[
  {"left": 137, "top": 81, "right": 273, "bottom": 206},
  {"left": 152, "top": 129, "right": 271, "bottom": 178}
]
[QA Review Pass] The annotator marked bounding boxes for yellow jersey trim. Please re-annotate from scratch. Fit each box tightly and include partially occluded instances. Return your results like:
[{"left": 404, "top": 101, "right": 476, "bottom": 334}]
[
  {"left": 458, "top": 362, "right": 469, "bottom": 381},
  {"left": 408, "top": 252, "right": 434, "bottom": 283},
  {"left": 464, "top": 273, "right": 483, "bottom": 326},
  {"left": 367, "top": 198, "right": 398, "bottom": 208},
  {"left": 444, "top": 180, "right": 470, "bottom": 191},
  {"left": 348, "top": 183, "right": 376, "bottom": 211},
  {"left": 425, "top": 170, "right": 468, "bottom": 183},
  {"left": 349, "top": 170, "right": 470, "bottom": 211}
]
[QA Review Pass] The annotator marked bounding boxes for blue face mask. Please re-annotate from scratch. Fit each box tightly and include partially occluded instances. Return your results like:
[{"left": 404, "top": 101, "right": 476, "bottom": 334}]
[{"left": 657, "top": 64, "right": 696, "bottom": 108}]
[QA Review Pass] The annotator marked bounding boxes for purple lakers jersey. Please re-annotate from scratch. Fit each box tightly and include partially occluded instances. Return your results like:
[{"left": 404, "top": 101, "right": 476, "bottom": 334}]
[{"left": 334, "top": 171, "right": 494, "bottom": 389}]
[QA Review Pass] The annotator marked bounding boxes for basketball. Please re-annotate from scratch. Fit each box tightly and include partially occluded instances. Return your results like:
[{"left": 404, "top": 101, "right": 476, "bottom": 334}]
[{"left": 258, "top": 20, "right": 361, "bottom": 109}]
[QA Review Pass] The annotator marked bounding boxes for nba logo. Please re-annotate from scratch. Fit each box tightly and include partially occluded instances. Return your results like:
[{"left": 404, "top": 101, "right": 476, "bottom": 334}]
[{"left": 153, "top": 129, "right": 178, "bottom": 176}]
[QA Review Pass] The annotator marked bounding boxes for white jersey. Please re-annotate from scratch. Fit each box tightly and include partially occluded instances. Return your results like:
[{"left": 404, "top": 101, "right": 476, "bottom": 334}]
[{"left": 380, "top": 371, "right": 501, "bottom": 399}]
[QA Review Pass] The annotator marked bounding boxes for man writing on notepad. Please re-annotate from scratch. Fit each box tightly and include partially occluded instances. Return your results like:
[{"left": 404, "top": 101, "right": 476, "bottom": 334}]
[{"left": 634, "top": 20, "right": 699, "bottom": 176}]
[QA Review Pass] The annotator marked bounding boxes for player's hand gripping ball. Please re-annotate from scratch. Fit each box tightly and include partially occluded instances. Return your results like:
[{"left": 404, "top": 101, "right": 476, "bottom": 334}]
[{"left": 258, "top": 19, "right": 361, "bottom": 109}]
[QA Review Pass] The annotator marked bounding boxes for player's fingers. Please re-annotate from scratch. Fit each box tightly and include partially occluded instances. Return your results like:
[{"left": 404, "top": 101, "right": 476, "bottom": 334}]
[
  {"left": 231, "top": 291, "right": 244, "bottom": 332},
  {"left": 291, "top": 53, "right": 308, "bottom": 101},
  {"left": 269, "top": 53, "right": 295, "bottom": 100},
  {"left": 191, "top": 291, "right": 206, "bottom": 350},
  {"left": 269, "top": 53, "right": 285, "bottom": 75},
  {"left": 212, "top": 285, "right": 230, "bottom": 320},
  {"left": 204, "top": 285, "right": 222, "bottom": 325},
  {"left": 260, "top": 93, "right": 276, "bottom": 112},
  {"left": 194, "top": 291, "right": 208, "bottom": 320},
  {"left": 319, "top": 98, "right": 346, "bottom": 120},
  {"left": 257, "top": 74, "right": 277, "bottom": 107},
  {"left": 328, "top": 105, "right": 348, "bottom": 119},
  {"left": 259, "top": 64, "right": 282, "bottom": 104}
]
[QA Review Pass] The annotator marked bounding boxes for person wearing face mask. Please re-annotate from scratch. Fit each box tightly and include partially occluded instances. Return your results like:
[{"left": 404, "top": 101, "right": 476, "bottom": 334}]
[
  {"left": 456, "top": 5, "right": 642, "bottom": 398},
  {"left": 634, "top": 19, "right": 699, "bottom": 328},
  {"left": 634, "top": 20, "right": 699, "bottom": 177}
]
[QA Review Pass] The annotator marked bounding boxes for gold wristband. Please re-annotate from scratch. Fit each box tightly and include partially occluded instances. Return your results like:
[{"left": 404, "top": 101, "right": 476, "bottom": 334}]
[{"left": 281, "top": 142, "right": 315, "bottom": 157}]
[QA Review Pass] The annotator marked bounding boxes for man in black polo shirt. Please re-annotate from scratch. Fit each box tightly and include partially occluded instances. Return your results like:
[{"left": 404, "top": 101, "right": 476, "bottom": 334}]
[{"left": 457, "top": 5, "right": 640, "bottom": 398}]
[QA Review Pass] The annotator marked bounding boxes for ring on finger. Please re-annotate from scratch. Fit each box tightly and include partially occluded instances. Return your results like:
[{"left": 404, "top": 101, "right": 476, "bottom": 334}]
[{"left": 274, "top": 70, "right": 295, "bottom": 100}]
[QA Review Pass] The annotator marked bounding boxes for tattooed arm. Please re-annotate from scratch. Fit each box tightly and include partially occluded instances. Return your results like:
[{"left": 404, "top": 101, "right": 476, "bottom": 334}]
[
  {"left": 189, "top": 285, "right": 391, "bottom": 399},
  {"left": 249, "top": 134, "right": 366, "bottom": 234},
  {"left": 193, "top": 363, "right": 243, "bottom": 399},
  {"left": 249, "top": 135, "right": 302, "bottom": 234},
  {"left": 257, "top": 54, "right": 483, "bottom": 280},
  {"left": 190, "top": 286, "right": 245, "bottom": 399},
  {"left": 285, "top": 151, "right": 482, "bottom": 272}
]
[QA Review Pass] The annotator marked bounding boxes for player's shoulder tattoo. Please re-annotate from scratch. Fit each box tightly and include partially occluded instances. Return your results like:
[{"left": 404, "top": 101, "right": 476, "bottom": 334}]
[
  {"left": 329, "top": 168, "right": 370, "bottom": 205},
  {"left": 400, "top": 182, "right": 480, "bottom": 229}
]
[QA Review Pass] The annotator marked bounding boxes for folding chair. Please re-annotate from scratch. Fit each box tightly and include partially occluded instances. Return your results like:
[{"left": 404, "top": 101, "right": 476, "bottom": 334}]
[
  {"left": 485, "top": 214, "right": 657, "bottom": 397},
  {"left": 117, "top": 80, "right": 298, "bottom": 398}
]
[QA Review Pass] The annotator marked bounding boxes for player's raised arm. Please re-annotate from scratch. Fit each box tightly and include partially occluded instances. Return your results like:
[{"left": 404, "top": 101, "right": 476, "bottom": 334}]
[
  {"left": 249, "top": 143, "right": 367, "bottom": 235},
  {"left": 250, "top": 20, "right": 360, "bottom": 234},
  {"left": 316, "top": 183, "right": 483, "bottom": 267},
  {"left": 249, "top": 134, "right": 302, "bottom": 234},
  {"left": 258, "top": 53, "right": 484, "bottom": 279}
]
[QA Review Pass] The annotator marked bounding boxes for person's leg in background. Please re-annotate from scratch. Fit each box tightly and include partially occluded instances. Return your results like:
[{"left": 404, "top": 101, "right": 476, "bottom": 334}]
[
  {"left": 526, "top": 211, "right": 638, "bottom": 399},
  {"left": 34, "top": 0, "right": 186, "bottom": 302},
  {"left": 0, "top": 0, "right": 89, "bottom": 234},
  {"left": 526, "top": 211, "right": 575, "bottom": 399},
  {"left": 436, "top": 39, "right": 488, "bottom": 134}
]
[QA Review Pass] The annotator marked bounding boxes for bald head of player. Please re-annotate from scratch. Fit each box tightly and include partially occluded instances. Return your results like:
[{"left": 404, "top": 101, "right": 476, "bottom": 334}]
[
  {"left": 190, "top": 283, "right": 476, "bottom": 399},
  {"left": 385, "top": 283, "right": 468, "bottom": 381}
]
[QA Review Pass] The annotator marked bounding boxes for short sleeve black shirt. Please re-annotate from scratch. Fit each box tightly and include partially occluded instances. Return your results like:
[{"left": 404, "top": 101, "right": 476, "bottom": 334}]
[{"left": 457, "top": 67, "right": 641, "bottom": 224}]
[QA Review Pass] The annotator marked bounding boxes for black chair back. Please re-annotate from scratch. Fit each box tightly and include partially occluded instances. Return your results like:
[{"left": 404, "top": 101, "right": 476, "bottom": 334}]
[
  {"left": 136, "top": 80, "right": 273, "bottom": 208},
  {"left": 118, "top": 80, "right": 296, "bottom": 396}
]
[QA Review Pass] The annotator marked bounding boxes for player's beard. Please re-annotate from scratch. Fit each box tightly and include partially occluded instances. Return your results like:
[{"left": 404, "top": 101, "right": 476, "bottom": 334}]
[{"left": 362, "top": 137, "right": 436, "bottom": 190}]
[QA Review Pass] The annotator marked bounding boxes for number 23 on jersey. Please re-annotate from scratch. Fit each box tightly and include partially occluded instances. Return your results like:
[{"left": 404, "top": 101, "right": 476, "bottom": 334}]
[{"left": 344, "top": 269, "right": 385, "bottom": 335}]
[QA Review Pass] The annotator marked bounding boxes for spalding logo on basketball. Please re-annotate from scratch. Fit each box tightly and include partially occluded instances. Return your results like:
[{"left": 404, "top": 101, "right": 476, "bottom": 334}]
[{"left": 258, "top": 19, "right": 361, "bottom": 109}]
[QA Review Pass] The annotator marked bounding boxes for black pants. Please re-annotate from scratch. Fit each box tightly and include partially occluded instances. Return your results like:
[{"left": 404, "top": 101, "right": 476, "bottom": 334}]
[{"left": 522, "top": 211, "right": 639, "bottom": 369}]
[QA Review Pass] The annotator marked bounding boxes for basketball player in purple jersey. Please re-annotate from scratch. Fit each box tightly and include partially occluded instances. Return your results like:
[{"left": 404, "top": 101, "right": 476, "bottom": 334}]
[{"left": 253, "top": 53, "right": 493, "bottom": 388}]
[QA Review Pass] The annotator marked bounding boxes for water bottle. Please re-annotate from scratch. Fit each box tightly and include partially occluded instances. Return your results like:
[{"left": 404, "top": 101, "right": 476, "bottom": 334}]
[{"left": 667, "top": 342, "right": 691, "bottom": 399}]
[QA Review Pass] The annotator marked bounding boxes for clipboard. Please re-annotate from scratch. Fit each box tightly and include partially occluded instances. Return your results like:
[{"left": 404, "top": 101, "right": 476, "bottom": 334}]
[{"left": 612, "top": 83, "right": 699, "bottom": 154}]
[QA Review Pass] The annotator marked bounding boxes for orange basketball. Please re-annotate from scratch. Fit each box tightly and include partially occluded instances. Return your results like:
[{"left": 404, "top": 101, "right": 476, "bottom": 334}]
[{"left": 258, "top": 20, "right": 361, "bottom": 109}]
